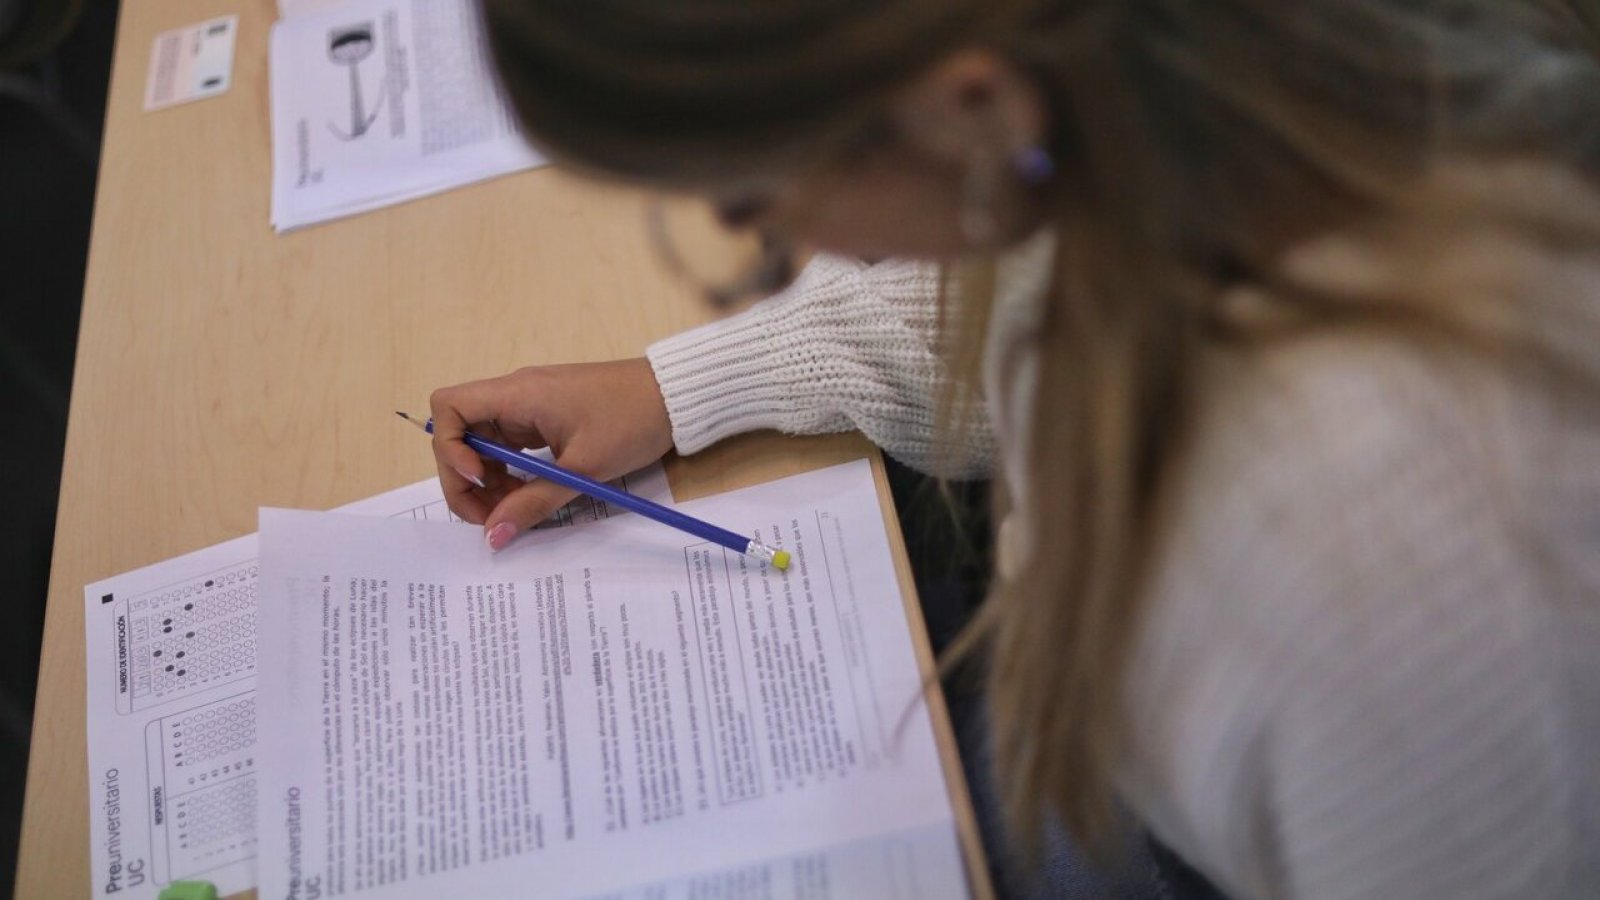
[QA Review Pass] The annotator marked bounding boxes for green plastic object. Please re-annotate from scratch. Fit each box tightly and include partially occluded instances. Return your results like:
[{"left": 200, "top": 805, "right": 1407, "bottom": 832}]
[{"left": 157, "top": 882, "right": 218, "bottom": 900}]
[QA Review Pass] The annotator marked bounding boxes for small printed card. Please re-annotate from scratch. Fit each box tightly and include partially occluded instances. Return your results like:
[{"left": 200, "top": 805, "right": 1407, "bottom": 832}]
[{"left": 144, "top": 15, "right": 239, "bottom": 111}]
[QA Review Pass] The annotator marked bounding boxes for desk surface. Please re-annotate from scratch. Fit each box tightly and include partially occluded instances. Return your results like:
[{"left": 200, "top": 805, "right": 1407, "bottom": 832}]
[{"left": 18, "top": 1, "right": 987, "bottom": 896}]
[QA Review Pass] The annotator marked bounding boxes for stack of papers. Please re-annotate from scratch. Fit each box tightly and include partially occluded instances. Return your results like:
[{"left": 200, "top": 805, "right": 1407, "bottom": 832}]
[
  {"left": 83, "top": 461, "right": 973, "bottom": 898},
  {"left": 269, "top": 0, "right": 545, "bottom": 231}
]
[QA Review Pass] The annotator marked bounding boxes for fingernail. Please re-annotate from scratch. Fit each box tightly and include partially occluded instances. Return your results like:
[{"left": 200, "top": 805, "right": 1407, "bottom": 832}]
[
  {"left": 486, "top": 522, "right": 518, "bottom": 552},
  {"left": 455, "top": 468, "right": 486, "bottom": 489}
]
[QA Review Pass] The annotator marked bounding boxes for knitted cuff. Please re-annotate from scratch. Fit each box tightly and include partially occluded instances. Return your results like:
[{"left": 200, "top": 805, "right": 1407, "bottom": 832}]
[{"left": 646, "top": 256, "right": 868, "bottom": 454}]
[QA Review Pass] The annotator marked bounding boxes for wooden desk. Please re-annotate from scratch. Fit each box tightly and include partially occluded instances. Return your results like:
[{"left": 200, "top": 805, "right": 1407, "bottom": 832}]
[{"left": 18, "top": 1, "right": 987, "bottom": 896}]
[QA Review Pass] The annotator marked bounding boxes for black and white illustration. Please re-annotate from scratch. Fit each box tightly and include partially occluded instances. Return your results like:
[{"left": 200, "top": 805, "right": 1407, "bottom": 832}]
[
  {"left": 326, "top": 22, "right": 387, "bottom": 139},
  {"left": 269, "top": 0, "right": 545, "bottom": 230}
]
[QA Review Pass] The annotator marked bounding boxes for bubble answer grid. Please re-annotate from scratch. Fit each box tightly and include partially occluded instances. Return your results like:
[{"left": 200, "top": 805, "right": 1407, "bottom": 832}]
[
  {"left": 146, "top": 691, "right": 258, "bottom": 883},
  {"left": 118, "top": 560, "right": 258, "bottom": 712}
]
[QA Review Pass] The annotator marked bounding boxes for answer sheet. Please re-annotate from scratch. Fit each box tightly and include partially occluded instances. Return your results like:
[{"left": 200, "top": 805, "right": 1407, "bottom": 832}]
[
  {"left": 269, "top": 0, "right": 544, "bottom": 230},
  {"left": 254, "top": 460, "right": 968, "bottom": 898},
  {"left": 82, "top": 466, "right": 668, "bottom": 900}
]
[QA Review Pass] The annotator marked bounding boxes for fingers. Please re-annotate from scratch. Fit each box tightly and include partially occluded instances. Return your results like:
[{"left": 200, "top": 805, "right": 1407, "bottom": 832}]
[
  {"left": 429, "top": 375, "right": 547, "bottom": 524},
  {"left": 435, "top": 457, "right": 514, "bottom": 526},
  {"left": 429, "top": 383, "right": 502, "bottom": 495},
  {"left": 424, "top": 361, "right": 667, "bottom": 549},
  {"left": 483, "top": 479, "right": 581, "bottom": 551}
]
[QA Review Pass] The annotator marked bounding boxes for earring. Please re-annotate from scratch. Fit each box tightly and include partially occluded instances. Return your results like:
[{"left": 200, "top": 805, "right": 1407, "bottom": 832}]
[{"left": 1011, "top": 145, "right": 1056, "bottom": 186}]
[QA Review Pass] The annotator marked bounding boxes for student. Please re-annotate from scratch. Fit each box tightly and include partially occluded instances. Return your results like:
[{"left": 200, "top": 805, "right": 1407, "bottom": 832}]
[{"left": 428, "top": 1, "right": 1600, "bottom": 896}]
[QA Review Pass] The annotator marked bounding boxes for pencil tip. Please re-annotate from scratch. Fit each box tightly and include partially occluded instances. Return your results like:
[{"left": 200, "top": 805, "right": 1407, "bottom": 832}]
[{"left": 395, "top": 411, "right": 429, "bottom": 433}]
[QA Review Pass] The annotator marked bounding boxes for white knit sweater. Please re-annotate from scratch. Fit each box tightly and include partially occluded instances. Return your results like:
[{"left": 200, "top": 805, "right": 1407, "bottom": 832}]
[{"left": 645, "top": 232, "right": 1600, "bottom": 898}]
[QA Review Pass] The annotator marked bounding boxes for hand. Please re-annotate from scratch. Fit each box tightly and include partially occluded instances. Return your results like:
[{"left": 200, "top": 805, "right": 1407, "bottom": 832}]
[{"left": 428, "top": 358, "right": 674, "bottom": 550}]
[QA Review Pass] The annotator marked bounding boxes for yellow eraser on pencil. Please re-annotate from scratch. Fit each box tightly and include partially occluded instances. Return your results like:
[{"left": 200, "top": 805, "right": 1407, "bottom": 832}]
[{"left": 772, "top": 550, "right": 791, "bottom": 571}]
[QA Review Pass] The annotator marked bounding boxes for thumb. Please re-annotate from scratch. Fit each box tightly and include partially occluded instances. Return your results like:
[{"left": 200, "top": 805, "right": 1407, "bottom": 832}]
[{"left": 483, "top": 479, "right": 580, "bottom": 551}]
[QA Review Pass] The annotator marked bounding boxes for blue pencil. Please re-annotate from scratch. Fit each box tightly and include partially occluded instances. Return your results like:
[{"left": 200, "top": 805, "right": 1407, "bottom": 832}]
[{"left": 396, "top": 411, "right": 790, "bottom": 570}]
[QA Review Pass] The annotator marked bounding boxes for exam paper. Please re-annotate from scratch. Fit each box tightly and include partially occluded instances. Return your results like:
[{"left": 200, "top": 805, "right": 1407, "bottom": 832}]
[
  {"left": 254, "top": 460, "right": 968, "bottom": 898},
  {"left": 83, "top": 465, "right": 668, "bottom": 900},
  {"left": 269, "top": 0, "right": 545, "bottom": 230}
]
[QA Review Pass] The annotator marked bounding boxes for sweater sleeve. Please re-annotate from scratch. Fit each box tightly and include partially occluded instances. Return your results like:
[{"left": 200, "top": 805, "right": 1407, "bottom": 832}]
[{"left": 646, "top": 253, "right": 996, "bottom": 479}]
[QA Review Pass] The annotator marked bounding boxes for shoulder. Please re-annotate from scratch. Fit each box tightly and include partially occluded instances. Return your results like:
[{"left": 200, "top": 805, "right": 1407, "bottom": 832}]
[{"left": 1121, "top": 325, "right": 1600, "bottom": 897}]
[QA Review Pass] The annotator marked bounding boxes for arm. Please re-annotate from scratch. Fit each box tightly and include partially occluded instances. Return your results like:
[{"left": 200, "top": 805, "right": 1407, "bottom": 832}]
[{"left": 429, "top": 253, "right": 994, "bottom": 547}]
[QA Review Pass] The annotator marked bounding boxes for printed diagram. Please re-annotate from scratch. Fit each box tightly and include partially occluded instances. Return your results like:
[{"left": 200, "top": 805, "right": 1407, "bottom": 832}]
[
  {"left": 327, "top": 23, "right": 386, "bottom": 140},
  {"left": 145, "top": 692, "right": 258, "bottom": 884}
]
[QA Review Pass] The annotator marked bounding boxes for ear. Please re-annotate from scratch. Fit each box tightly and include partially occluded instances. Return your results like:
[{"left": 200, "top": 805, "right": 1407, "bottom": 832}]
[{"left": 888, "top": 49, "right": 1047, "bottom": 166}]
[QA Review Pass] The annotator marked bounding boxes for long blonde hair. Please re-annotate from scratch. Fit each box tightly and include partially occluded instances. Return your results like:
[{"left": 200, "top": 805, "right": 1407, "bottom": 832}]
[{"left": 483, "top": 0, "right": 1600, "bottom": 855}]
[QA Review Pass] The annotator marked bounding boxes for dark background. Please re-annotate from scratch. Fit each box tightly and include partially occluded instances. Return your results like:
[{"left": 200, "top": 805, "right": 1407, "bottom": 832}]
[{"left": 1, "top": 1, "right": 119, "bottom": 894}]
